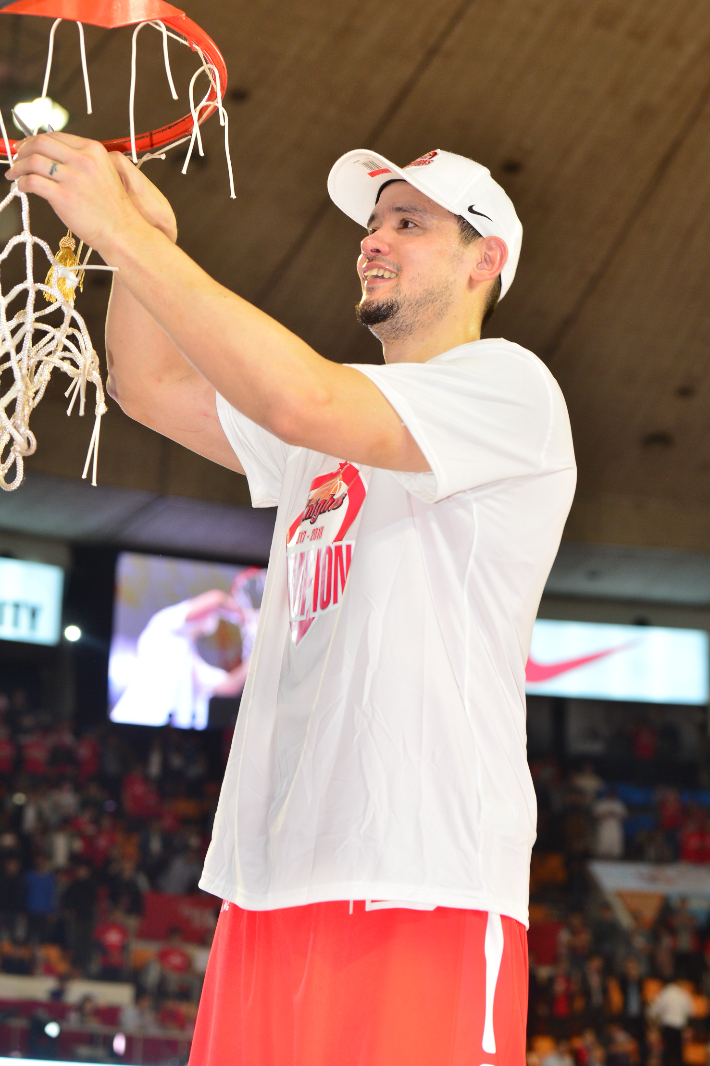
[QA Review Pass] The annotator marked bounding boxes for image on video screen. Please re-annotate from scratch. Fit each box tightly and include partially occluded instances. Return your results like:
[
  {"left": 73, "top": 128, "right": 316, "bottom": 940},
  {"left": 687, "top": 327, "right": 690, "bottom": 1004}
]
[{"left": 108, "top": 552, "right": 266, "bottom": 730}]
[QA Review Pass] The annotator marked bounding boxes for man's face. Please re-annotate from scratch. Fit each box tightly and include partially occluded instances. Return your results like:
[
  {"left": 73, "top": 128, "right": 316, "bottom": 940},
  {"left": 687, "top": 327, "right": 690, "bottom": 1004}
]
[{"left": 355, "top": 182, "right": 472, "bottom": 341}]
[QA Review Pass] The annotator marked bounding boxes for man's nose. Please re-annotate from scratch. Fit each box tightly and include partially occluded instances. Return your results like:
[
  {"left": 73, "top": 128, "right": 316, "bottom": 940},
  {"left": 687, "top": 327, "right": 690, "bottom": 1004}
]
[{"left": 361, "top": 230, "right": 390, "bottom": 257}]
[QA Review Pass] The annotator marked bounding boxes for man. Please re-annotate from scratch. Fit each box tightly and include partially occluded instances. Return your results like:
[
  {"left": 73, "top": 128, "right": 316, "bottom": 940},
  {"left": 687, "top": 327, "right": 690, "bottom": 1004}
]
[
  {"left": 647, "top": 979, "right": 695, "bottom": 1066},
  {"left": 7, "top": 137, "right": 576, "bottom": 1064}
]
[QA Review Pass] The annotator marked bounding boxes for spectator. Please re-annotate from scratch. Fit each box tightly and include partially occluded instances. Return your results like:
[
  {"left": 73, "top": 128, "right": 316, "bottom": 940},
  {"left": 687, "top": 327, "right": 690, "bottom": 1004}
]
[
  {"left": 679, "top": 808, "right": 707, "bottom": 864},
  {"left": 619, "top": 955, "right": 645, "bottom": 1052},
  {"left": 158, "top": 927, "right": 192, "bottom": 997},
  {"left": 647, "top": 979, "right": 695, "bottom": 1066},
  {"left": 91, "top": 813, "right": 118, "bottom": 870},
  {"left": 68, "top": 994, "right": 100, "bottom": 1026},
  {"left": 45, "top": 780, "right": 80, "bottom": 826},
  {"left": 542, "top": 1038, "right": 574, "bottom": 1066},
  {"left": 633, "top": 722, "right": 658, "bottom": 762},
  {"left": 191, "top": 927, "right": 213, "bottom": 986},
  {"left": 20, "top": 727, "right": 50, "bottom": 779},
  {"left": 656, "top": 787, "right": 683, "bottom": 858},
  {"left": 47, "top": 726, "right": 77, "bottom": 779},
  {"left": 139, "top": 818, "right": 167, "bottom": 881},
  {"left": 24, "top": 854, "right": 57, "bottom": 943},
  {"left": 606, "top": 1024, "right": 636, "bottom": 1066},
  {"left": 146, "top": 736, "right": 164, "bottom": 783},
  {"left": 570, "top": 763, "right": 604, "bottom": 807},
  {"left": 94, "top": 906, "right": 130, "bottom": 981},
  {"left": 108, "top": 857, "right": 149, "bottom": 915},
  {"left": 0, "top": 855, "right": 26, "bottom": 942},
  {"left": 591, "top": 901, "right": 621, "bottom": 967},
  {"left": 122, "top": 765, "right": 161, "bottom": 821},
  {"left": 76, "top": 730, "right": 100, "bottom": 784},
  {"left": 62, "top": 861, "right": 97, "bottom": 972},
  {"left": 47, "top": 820, "right": 74, "bottom": 870},
  {"left": 582, "top": 955, "right": 605, "bottom": 1030},
  {"left": 592, "top": 790, "right": 628, "bottom": 859},
  {"left": 0, "top": 727, "right": 16, "bottom": 776},
  {"left": 0, "top": 932, "right": 32, "bottom": 973},
  {"left": 654, "top": 923, "right": 676, "bottom": 982},
  {"left": 669, "top": 897, "right": 700, "bottom": 983},
  {"left": 567, "top": 913, "right": 592, "bottom": 973},
  {"left": 159, "top": 847, "right": 202, "bottom": 895},
  {"left": 120, "top": 991, "right": 158, "bottom": 1032}
]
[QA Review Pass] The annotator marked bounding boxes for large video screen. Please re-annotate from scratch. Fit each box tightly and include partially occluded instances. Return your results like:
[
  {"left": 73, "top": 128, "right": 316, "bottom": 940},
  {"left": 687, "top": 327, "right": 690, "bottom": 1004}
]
[
  {"left": 109, "top": 552, "right": 266, "bottom": 730},
  {"left": 526, "top": 619, "right": 709, "bottom": 705}
]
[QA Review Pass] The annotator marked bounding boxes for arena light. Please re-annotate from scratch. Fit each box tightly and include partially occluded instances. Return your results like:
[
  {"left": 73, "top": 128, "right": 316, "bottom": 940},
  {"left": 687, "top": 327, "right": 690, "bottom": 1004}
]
[
  {"left": 11, "top": 792, "right": 26, "bottom": 806},
  {"left": 13, "top": 97, "right": 69, "bottom": 134},
  {"left": 113, "top": 1033, "right": 126, "bottom": 1056},
  {"left": 44, "top": 1021, "right": 60, "bottom": 1039},
  {"left": 64, "top": 624, "right": 82, "bottom": 642}
]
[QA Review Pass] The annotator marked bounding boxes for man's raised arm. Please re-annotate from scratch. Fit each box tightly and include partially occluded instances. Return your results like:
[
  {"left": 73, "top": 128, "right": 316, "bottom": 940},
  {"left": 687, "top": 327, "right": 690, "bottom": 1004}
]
[
  {"left": 103, "top": 155, "right": 244, "bottom": 474},
  {"left": 6, "top": 133, "right": 429, "bottom": 474}
]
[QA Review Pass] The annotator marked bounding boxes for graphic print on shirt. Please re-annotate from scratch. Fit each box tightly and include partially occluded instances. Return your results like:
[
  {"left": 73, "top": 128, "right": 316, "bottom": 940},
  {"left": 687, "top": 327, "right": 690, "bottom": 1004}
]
[{"left": 286, "top": 461, "right": 369, "bottom": 645}]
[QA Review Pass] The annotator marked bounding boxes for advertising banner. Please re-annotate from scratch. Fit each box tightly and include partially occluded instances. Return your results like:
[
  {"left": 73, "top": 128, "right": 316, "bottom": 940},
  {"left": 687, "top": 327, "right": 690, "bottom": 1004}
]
[{"left": 526, "top": 620, "right": 709, "bottom": 704}]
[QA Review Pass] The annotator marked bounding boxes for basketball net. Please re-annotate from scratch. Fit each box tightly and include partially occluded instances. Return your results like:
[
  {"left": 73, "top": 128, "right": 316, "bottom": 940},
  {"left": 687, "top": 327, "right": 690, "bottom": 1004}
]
[{"left": 0, "top": 2, "right": 233, "bottom": 491}]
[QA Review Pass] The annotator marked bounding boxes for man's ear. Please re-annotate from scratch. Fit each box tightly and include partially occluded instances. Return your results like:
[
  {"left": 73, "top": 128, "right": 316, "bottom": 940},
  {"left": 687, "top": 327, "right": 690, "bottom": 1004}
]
[{"left": 472, "top": 236, "right": 508, "bottom": 284}]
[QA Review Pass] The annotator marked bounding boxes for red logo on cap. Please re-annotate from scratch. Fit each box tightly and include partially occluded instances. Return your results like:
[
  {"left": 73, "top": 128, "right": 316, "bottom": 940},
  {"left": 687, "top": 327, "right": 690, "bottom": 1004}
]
[{"left": 404, "top": 151, "right": 438, "bottom": 168}]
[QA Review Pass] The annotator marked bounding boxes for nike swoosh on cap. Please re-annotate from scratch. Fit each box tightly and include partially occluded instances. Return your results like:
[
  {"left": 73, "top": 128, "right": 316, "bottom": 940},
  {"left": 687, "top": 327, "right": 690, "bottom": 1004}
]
[{"left": 525, "top": 642, "right": 632, "bottom": 684}]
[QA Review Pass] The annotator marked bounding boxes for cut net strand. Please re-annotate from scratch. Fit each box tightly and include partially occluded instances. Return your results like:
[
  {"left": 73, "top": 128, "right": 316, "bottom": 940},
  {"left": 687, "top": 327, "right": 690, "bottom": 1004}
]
[
  {"left": 42, "top": 19, "right": 93, "bottom": 124},
  {"left": 128, "top": 21, "right": 235, "bottom": 197}
]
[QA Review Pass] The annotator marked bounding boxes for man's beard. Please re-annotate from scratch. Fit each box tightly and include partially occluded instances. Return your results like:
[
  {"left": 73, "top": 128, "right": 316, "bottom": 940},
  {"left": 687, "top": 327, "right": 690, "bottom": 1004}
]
[{"left": 355, "top": 278, "right": 455, "bottom": 342}]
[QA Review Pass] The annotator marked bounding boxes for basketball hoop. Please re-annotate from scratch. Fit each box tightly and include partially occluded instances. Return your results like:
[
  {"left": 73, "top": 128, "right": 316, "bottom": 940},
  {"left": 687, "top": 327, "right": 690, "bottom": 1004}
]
[
  {"left": 0, "top": 0, "right": 234, "bottom": 490},
  {"left": 0, "top": 0, "right": 230, "bottom": 164}
]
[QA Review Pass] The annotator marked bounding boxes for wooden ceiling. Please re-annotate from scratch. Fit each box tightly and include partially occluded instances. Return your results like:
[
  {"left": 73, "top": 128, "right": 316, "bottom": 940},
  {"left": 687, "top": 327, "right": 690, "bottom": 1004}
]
[{"left": 3, "top": 0, "right": 710, "bottom": 553}]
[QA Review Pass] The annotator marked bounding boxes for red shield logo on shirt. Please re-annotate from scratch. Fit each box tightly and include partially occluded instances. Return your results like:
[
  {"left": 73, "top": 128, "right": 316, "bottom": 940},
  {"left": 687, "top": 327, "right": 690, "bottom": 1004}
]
[{"left": 286, "top": 462, "right": 368, "bottom": 645}]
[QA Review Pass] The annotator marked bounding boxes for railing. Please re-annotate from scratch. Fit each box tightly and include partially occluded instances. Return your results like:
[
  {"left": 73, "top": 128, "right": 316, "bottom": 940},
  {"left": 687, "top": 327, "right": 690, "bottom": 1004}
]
[{"left": 0, "top": 1018, "right": 192, "bottom": 1065}]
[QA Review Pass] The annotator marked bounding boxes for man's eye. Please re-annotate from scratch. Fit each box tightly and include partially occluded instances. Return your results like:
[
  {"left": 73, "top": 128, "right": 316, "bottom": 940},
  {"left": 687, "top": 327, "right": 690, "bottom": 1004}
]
[{"left": 400, "top": 219, "right": 416, "bottom": 229}]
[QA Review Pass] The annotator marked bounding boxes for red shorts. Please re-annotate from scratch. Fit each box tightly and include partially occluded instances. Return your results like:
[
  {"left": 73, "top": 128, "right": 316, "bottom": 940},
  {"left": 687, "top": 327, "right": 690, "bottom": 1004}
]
[{"left": 189, "top": 900, "right": 528, "bottom": 1066}]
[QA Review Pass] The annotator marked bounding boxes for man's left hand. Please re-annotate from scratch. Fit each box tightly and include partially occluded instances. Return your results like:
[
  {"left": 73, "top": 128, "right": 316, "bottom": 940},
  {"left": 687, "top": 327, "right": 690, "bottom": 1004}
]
[{"left": 6, "top": 132, "right": 147, "bottom": 251}]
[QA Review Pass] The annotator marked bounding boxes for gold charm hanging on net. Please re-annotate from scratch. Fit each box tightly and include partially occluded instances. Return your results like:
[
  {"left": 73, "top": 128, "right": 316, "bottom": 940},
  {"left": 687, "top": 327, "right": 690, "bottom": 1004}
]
[{"left": 44, "top": 231, "right": 84, "bottom": 305}]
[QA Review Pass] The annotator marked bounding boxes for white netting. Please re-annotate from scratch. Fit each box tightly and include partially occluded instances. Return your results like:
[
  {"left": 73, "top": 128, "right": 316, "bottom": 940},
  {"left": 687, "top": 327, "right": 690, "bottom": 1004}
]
[
  {"left": 0, "top": 15, "right": 234, "bottom": 492},
  {"left": 0, "top": 179, "right": 110, "bottom": 492}
]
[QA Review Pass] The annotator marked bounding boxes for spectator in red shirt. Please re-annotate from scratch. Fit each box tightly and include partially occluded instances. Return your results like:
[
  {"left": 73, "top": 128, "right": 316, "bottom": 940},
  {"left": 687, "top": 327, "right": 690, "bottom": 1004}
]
[
  {"left": 122, "top": 766, "right": 161, "bottom": 821},
  {"left": 633, "top": 723, "right": 658, "bottom": 761},
  {"left": 680, "top": 809, "right": 705, "bottom": 864},
  {"left": 92, "top": 814, "right": 118, "bottom": 871},
  {"left": 76, "top": 732, "right": 100, "bottom": 785},
  {"left": 0, "top": 728, "right": 16, "bottom": 775},
  {"left": 94, "top": 906, "right": 130, "bottom": 981},
  {"left": 46, "top": 727, "right": 77, "bottom": 779},
  {"left": 158, "top": 927, "right": 193, "bottom": 997},
  {"left": 21, "top": 731, "right": 50, "bottom": 778},
  {"left": 657, "top": 786, "right": 683, "bottom": 859}
]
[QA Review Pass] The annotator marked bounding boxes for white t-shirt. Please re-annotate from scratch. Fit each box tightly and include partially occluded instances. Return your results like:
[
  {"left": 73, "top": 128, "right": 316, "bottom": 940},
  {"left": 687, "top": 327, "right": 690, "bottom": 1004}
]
[{"left": 199, "top": 338, "right": 576, "bottom": 926}]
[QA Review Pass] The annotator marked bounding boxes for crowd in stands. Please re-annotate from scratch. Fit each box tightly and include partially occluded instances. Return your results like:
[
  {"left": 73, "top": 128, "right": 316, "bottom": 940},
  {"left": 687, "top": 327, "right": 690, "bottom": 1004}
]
[
  {"left": 0, "top": 685, "right": 229, "bottom": 1061},
  {"left": 528, "top": 756, "right": 710, "bottom": 1066},
  {"left": 3, "top": 676, "right": 710, "bottom": 1066}
]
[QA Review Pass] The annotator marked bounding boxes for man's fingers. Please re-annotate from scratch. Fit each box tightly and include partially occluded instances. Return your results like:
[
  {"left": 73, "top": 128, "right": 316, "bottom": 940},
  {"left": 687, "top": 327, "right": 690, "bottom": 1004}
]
[
  {"left": 108, "top": 152, "right": 144, "bottom": 195},
  {"left": 13, "top": 133, "right": 74, "bottom": 165},
  {"left": 6, "top": 153, "right": 62, "bottom": 181},
  {"left": 15, "top": 172, "right": 62, "bottom": 202}
]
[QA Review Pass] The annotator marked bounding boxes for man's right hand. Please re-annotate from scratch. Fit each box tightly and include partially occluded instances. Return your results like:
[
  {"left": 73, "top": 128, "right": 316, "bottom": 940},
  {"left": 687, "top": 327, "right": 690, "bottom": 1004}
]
[{"left": 108, "top": 153, "right": 178, "bottom": 243}]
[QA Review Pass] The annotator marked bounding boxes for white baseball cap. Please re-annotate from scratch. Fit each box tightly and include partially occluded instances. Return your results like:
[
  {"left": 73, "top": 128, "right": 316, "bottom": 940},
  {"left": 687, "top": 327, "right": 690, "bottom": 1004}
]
[{"left": 327, "top": 148, "right": 522, "bottom": 299}]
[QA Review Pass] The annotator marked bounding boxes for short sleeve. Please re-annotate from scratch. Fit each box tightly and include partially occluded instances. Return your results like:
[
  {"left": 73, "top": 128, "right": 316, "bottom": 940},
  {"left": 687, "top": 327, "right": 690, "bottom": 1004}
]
[
  {"left": 216, "top": 392, "right": 292, "bottom": 507},
  {"left": 350, "top": 343, "right": 574, "bottom": 503}
]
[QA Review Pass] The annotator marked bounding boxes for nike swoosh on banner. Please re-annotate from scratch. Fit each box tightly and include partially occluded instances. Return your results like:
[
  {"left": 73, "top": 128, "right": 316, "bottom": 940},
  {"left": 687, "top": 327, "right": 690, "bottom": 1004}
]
[{"left": 525, "top": 642, "right": 632, "bottom": 683}]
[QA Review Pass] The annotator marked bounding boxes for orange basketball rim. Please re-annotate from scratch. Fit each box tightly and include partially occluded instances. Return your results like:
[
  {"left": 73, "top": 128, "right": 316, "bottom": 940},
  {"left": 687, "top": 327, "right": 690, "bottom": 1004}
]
[{"left": 0, "top": 0, "right": 228, "bottom": 157}]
